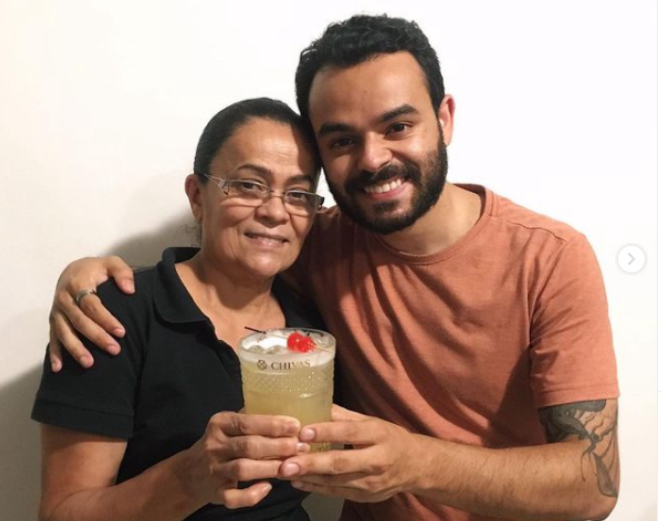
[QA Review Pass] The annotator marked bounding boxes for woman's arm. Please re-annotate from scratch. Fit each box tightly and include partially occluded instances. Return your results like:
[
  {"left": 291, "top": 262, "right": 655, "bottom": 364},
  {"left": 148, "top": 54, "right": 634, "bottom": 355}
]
[{"left": 40, "top": 412, "right": 305, "bottom": 521}]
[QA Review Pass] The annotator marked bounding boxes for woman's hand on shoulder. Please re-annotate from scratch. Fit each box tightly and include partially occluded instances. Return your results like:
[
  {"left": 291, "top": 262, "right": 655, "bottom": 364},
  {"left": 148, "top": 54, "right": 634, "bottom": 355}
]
[{"left": 49, "top": 255, "right": 135, "bottom": 371}]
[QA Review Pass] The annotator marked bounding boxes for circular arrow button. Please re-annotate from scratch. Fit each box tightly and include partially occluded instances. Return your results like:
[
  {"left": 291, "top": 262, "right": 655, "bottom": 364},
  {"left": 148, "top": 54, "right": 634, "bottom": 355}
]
[{"left": 617, "top": 245, "right": 646, "bottom": 274}]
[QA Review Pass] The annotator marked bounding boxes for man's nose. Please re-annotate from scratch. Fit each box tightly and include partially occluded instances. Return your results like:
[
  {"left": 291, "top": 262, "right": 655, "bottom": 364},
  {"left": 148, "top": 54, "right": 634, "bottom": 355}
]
[{"left": 356, "top": 135, "right": 392, "bottom": 173}]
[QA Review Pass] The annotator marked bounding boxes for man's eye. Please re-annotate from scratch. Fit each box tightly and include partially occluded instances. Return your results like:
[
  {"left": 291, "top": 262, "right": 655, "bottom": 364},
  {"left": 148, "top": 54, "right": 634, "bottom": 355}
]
[
  {"left": 330, "top": 137, "right": 354, "bottom": 149},
  {"left": 388, "top": 123, "right": 409, "bottom": 134}
]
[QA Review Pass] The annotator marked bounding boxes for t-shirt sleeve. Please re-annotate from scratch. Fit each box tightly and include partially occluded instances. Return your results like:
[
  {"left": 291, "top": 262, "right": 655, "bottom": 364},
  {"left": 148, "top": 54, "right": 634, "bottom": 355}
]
[
  {"left": 529, "top": 234, "right": 619, "bottom": 408},
  {"left": 31, "top": 281, "right": 146, "bottom": 439}
]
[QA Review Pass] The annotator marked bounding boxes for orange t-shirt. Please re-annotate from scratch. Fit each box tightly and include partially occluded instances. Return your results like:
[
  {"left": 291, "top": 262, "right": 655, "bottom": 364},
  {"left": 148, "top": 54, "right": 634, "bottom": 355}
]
[{"left": 293, "top": 185, "right": 618, "bottom": 521}]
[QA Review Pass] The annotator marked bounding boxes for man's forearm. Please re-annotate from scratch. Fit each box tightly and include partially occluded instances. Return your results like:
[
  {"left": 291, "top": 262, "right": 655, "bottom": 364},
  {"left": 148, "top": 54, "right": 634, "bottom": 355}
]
[
  {"left": 410, "top": 435, "right": 617, "bottom": 520},
  {"left": 281, "top": 401, "right": 618, "bottom": 519}
]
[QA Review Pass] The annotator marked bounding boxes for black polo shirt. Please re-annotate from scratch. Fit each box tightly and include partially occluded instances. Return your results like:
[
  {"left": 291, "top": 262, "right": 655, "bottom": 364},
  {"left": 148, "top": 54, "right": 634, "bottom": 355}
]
[{"left": 32, "top": 247, "right": 324, "bottom": 521}]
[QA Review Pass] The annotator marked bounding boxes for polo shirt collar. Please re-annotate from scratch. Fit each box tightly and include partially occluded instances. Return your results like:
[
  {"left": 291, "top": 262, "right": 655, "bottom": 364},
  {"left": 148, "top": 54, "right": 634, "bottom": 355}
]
[
  {"left": 153, "top": 247, "right": 208, "bottom": 325},
  {"left": 152, "top": 247, "right": 315, "bottom": 329}
]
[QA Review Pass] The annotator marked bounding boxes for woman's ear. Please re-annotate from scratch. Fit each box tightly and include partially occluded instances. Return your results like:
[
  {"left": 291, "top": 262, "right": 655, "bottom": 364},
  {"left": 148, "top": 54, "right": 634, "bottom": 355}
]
[{"left": 184, "top": 174, "right": 204, "bottom": 224}]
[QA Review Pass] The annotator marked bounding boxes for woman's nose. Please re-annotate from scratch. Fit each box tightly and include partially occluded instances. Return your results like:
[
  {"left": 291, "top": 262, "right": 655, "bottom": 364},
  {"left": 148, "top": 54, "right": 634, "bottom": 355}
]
[{"left": 254, "top": 194, "right": 290, "bottom": 224}]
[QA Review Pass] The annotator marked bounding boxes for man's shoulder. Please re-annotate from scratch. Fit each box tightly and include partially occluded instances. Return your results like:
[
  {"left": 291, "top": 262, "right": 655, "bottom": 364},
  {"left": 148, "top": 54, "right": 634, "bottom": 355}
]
[
  {"left": 314, "top": 205, "right": 348, "bottom": 228},
  {"left": 487, "top": 188, "right": 584, "bottom": 244},
  {"left": 308, "top": 205, "right": 360, "bottom": 245}
]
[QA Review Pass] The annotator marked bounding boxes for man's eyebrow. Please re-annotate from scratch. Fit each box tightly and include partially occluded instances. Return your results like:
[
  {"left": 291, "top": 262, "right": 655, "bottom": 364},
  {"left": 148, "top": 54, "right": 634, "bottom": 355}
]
[
  {"left": 318, "top": 122, "right": 352, "bottom": 138},
  {"left": 317, "top": 104, "right": 420, "bottom": 137},
  {"left": 379, "top": 104, "right": 419, "bottom": 123}
]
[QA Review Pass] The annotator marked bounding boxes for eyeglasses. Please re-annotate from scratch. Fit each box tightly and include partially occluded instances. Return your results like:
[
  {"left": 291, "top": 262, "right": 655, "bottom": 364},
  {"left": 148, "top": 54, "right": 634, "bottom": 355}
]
[{"left": 202, "top": 174, "right": 324, "bottom": 217}]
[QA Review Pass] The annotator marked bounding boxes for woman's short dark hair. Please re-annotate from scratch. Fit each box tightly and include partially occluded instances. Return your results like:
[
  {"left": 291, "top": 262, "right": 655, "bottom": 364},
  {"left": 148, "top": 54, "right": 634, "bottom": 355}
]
[
  {"left": 295, "top": 14, "right": 445, "bottom": 123},
  {"left": 193, "top": 98, "right": 320, "bottom": 181}
]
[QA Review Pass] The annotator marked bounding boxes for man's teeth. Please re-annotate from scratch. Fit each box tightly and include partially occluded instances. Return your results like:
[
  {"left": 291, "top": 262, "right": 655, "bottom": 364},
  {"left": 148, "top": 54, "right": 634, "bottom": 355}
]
[{"left": 364, "top": 178, "right": 404, "bottom": 194}]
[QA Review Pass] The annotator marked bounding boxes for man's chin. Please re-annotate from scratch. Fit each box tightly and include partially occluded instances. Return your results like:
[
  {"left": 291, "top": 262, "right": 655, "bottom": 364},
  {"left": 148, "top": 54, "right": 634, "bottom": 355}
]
[
  {"left": 366, "top": 217, "right": 418, "bottom": 235},
  {"left": 350, "top": 209, "right": 418, "bottom": 235},
  {"left": 332, "top": 196, "right": 408, "bottom": 234}
]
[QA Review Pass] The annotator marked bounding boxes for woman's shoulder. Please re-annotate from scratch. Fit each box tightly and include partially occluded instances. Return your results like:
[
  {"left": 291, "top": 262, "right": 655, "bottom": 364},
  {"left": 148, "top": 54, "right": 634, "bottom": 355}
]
[
  {"left": 96, "top": 247, "right": 199, "bottom": 314},
  {"left": 95, "top": 265, "right": 159, "bottom": 313}
]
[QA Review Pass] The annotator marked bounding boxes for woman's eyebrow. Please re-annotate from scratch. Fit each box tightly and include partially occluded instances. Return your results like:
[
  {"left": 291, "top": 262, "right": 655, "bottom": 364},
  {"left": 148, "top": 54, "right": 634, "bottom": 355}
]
[
  {"left": 233, "top": 164, "right": 272, "bottom": 180},
  {"left": 234, "top": 166, "right": 314, "bottom": 187},
  {"left": 286, "top": 174, "right": 315, "bottom": 187}
]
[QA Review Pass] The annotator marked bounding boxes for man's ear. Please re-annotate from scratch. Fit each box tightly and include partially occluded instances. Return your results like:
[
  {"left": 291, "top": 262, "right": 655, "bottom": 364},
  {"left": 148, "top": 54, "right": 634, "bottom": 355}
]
[
  {"left": 184, "top": 174, "right": 204, "bottom": 224},
  {"left": 437, "top": 94, "right": 455, "bottom": 145}
]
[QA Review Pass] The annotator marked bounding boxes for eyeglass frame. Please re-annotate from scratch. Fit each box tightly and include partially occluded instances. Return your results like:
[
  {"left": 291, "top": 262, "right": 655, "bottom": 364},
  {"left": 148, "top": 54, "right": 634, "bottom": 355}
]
[{"left": 200, "top": 174, "right": 325, "bottom": 215}]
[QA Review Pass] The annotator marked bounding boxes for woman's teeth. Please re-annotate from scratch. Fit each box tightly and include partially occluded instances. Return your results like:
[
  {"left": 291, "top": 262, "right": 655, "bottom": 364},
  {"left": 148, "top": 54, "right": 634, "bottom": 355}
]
[{"left": 246, "top": 233, "right": 286, "bottom": 244}]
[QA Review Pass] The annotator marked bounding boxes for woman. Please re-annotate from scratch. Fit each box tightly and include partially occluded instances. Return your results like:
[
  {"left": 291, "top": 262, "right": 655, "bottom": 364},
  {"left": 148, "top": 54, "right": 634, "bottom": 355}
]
[{"left": 32, "top": 98, "right": 325, "bottom": 521}]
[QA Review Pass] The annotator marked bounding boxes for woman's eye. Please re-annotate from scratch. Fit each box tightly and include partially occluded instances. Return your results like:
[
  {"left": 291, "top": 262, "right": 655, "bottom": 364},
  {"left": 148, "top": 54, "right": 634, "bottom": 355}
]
[
  {"left": 287, "top": 191, "right": 308, "bottom": 200},
  {"left": 286, "top": 191, "right": 315, "bottom": 207},
  {"left": 237, "top": 181, "right": 263, "bottom": 192}
]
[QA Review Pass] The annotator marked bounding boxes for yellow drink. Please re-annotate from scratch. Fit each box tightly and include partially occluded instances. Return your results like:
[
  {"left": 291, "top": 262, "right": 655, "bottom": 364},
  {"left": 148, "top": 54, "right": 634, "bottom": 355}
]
[{"left": 239, "top": 328, "right": 335, "bottom": 452}]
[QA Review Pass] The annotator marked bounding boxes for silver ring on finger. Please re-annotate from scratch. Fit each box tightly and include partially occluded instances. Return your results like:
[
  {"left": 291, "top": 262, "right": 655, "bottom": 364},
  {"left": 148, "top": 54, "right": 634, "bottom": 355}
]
[{"left": 74, "top": 289, "right": 97, "bottom": 307}]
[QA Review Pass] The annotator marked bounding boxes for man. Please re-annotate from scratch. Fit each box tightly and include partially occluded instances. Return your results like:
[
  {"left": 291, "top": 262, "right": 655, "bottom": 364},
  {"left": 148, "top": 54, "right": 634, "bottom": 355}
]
[{"left": 48, "top": 15, "right": 619, "bottom": 521}]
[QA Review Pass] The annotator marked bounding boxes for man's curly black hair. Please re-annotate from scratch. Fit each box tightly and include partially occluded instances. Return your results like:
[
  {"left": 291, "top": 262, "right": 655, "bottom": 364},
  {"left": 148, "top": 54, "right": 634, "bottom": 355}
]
[{"left": 295, "top": 14, "right": 445, "bottom": 125}]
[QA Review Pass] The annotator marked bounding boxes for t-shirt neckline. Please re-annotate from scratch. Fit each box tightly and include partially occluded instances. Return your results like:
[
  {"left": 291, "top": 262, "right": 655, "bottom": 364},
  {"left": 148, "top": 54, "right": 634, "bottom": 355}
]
[{"left": 369, "top": 184, "right": 494, "bottom": 264}]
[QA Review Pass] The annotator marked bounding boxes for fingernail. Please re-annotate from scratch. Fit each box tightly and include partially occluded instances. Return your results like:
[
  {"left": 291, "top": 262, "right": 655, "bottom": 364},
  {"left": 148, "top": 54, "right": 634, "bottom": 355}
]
[
  {"left": 300, "top": 427, "right": 315, "bottom": 442},
  {"left": 50, "top": 359, "right": 61, "bottom": 372},
  {"left": 286, "top": 420, "right": 301, "bottom": 434},
  {"left": 107, "top": 344, "right": 121, "bottom": 355},
  {"left": 292, "top": 481, "right": 306, "bottom": 490},
  {"left": 258, "top": 483, "right": 272, "bottom": 494},
  {"left": 297, "top": 442, "right": 310, "bottom": 453},
  {"left": 112, "top": 328, "right": 125, "bottom": 338},
  {"left": 281, "top": 462, "right": 301, "bottom": 477},
  {"left": 126, "top": 282, "right": 135, "bottom": 292},
  {"left": 81, "top": 356, "right": 94, "bottom": 368}
]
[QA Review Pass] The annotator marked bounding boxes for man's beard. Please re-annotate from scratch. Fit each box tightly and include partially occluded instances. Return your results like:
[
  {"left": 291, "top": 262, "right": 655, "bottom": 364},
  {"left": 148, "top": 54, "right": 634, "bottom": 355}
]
[{"left": 327, "top": 137, "right": 448, "bottom": 235}]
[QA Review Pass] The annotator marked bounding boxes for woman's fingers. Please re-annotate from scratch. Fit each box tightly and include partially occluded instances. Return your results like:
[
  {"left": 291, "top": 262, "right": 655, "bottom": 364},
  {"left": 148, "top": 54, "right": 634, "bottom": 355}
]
[
  {"left": 212, "top": 412, "right": 301, "bottom": 438},
  {"left": 195, "top": 411, "right": 309, "bottom": 508},
  {"left": 226, "top": 435, "right": 309, "bottom": 461},
  {"left": 212, "top": 458, "right": 285, "bottom": 483},
  {"left": 219, "top": 482, "right": 273, "bottom": 509}
]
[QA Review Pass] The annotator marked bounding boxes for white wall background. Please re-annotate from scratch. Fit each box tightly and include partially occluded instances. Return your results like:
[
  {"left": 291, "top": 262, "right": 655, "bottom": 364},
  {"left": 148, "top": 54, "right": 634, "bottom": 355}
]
[{"left": 0, "top": 1, "right": 656, "bottom": 520}]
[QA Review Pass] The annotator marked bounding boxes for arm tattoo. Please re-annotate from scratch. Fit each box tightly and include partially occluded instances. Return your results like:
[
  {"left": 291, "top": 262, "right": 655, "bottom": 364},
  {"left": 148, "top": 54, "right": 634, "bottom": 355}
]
[{"left": 539, "top": 400, "right": 619, "bottom": 498}]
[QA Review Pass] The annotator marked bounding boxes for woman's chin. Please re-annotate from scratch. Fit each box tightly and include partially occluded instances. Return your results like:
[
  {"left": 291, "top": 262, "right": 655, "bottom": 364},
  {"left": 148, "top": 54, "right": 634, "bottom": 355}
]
[{"left": 240, "top": 259, "right": 291, "bottom": 282}]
